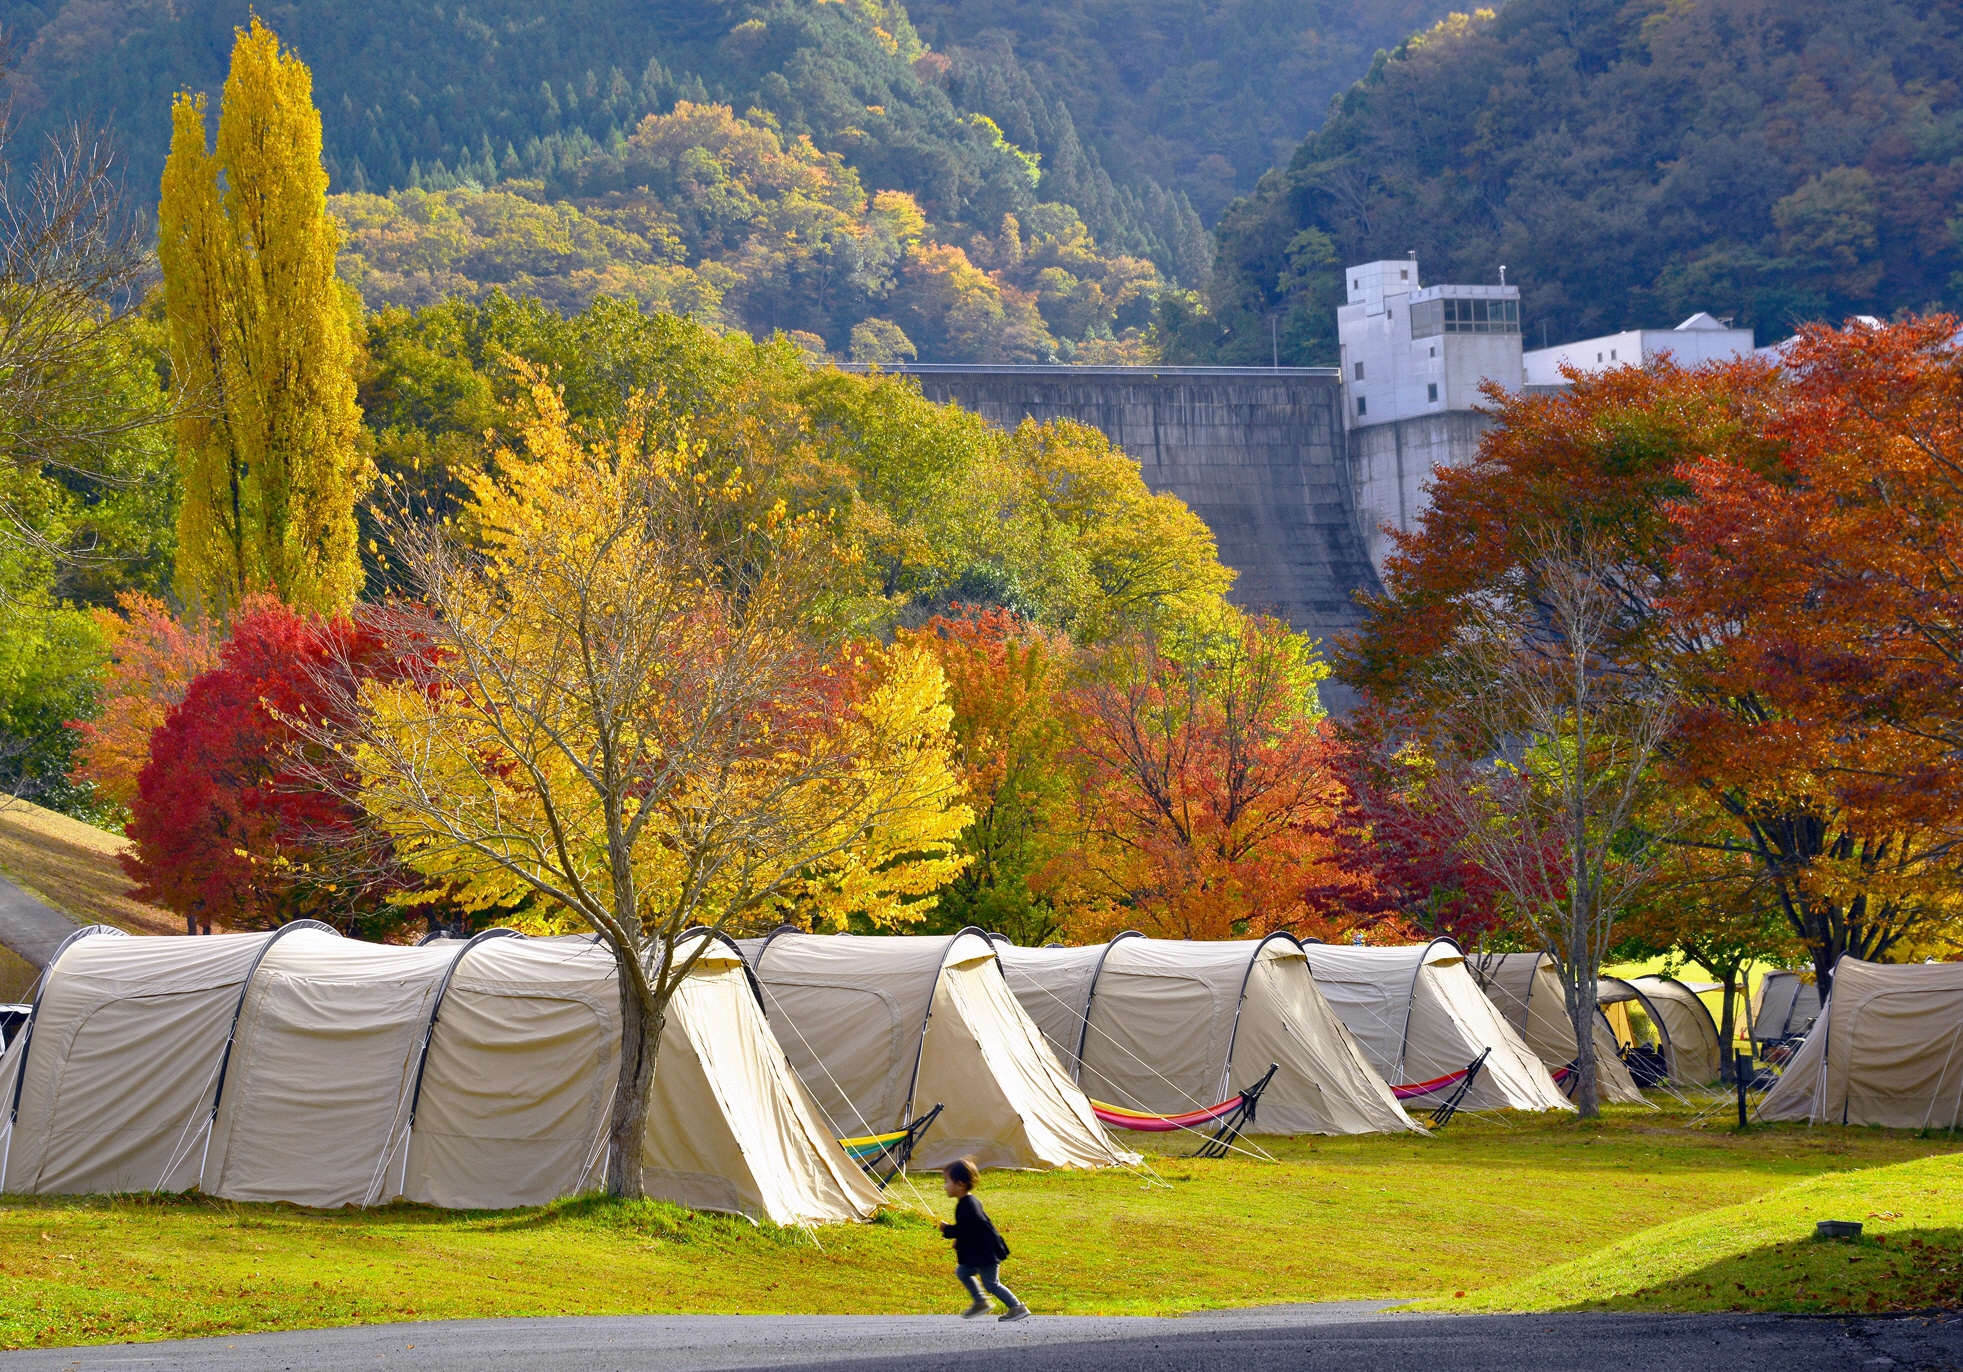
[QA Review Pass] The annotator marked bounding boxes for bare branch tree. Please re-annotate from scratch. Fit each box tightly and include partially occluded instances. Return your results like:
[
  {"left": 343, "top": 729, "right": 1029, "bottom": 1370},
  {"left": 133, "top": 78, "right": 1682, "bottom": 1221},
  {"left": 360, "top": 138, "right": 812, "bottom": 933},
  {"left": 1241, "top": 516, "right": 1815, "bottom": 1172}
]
[
  {"left": 0, "top": 95, "right": 180, "bottom": 588},
  {"left": 1424, "top": 535, "right": 1678, "bottom": 1115}
]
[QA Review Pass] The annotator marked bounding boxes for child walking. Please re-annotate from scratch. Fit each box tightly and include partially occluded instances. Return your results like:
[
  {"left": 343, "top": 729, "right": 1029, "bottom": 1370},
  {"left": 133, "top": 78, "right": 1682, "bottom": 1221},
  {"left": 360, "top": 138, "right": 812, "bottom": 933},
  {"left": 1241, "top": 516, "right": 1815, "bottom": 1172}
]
[{"left": 941, "top": 1157, "right": 1029, "bottom": 1322}]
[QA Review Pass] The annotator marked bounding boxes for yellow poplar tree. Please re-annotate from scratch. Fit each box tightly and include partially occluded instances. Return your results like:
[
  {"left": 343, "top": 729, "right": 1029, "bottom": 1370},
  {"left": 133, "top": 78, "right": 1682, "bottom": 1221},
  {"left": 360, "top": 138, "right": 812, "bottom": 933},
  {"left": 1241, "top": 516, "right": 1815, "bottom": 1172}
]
[{"left": 159, "top": 17, "right": 365, "bottom": 617}]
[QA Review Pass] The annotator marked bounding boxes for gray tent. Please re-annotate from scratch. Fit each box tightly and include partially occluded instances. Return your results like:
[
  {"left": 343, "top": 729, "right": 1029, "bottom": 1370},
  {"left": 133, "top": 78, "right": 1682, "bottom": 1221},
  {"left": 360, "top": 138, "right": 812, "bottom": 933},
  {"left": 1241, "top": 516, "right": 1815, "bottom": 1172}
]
[
  {"left": 739, "top": 928, "right": 1131, "bottom": 1171},
  {"left": 1597, "top": 975, "right": 1725, "bottom": 1086},
  {"left": 1750, "top": 969, "right": 1822, "bottom": 1049},
  {"left": 1758, "top": 958, "right": 1963, "bottom": 1128},
  {"left": 1303, "top": 940, "right": 1572, "bottom": 1112},
  {"left": 995, "top": 933, "right": 1418, "bottom": 1135}
]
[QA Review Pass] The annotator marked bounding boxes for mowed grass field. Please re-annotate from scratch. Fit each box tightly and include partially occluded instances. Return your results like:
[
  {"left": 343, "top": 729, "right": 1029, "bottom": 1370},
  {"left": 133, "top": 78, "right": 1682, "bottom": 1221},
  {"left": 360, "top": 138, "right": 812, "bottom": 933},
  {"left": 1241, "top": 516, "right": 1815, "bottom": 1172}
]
[{"left": 0, "top": 1100, "right": 1958, "bottom": 1349}]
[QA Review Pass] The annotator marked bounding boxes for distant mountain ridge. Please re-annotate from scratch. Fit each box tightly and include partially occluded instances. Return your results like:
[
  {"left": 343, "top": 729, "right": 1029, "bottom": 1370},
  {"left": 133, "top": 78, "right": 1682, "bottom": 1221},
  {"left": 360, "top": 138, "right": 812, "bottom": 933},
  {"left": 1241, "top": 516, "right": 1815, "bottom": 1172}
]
[{"left": 0, "top": 0, "right": 1210, "bottom": 280}]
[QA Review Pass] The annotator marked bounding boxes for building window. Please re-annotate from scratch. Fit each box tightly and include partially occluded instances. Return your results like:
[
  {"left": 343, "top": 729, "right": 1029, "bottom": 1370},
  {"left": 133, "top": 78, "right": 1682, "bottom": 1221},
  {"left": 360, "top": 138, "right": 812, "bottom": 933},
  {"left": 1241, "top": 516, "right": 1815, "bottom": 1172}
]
[
  {"left": 1597, "top": 352, "right": 1603, "bottom": 362},
  {"left": 1356, "top": 396, "right": 1367, "bottom": 417},
  {"left": 1427, "top": 382, "right": 1438, "bottom": 402},
  {"left": 1400, "top": 269, "right": 1409, "bottom": 281},
  {"left": 1352, "top": 278, "right": 1359, "bottom": 289},
  {"left": 1354, "top": 362, "right": 1365, "bottom": 381},
  {"left": 1610, "top": 348, "right": 1618, "bottom": 360},
  {"left": 1429, "top": 346, "right": 1436, "bottom": 358},
  {"left": 1411, "top": 296, "right": 1520, "bottom": 338}
]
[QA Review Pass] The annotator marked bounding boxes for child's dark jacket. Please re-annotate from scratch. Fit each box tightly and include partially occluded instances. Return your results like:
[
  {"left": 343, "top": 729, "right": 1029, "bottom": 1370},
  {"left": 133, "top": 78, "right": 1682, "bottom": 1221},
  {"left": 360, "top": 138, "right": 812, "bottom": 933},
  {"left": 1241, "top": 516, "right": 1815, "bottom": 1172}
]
[{"left": 940, "top": 1193, "right": 1006, "bottom": 1266}]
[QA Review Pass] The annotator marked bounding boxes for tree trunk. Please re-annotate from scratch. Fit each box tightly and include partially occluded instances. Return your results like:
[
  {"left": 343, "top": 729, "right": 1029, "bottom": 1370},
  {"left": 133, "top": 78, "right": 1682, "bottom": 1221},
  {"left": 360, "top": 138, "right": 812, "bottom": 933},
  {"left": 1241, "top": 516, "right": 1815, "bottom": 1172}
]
[
  {"left": 1567, "top": 971, "right": 1600, "bottom": 1119},
  {"left": 606, "top": 977, "right": 664, "bottom": 1200},
  {"left": 1715, "top": 966, "right": 1742, "bottom": 1084}
]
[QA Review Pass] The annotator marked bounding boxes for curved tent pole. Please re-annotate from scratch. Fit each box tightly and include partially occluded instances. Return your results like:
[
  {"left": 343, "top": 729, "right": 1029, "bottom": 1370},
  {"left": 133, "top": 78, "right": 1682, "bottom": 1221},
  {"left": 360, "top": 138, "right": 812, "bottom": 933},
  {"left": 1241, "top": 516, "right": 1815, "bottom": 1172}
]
[
  {"left": 0, "top": 924, "right": 126, "bottom": 1191},
  {"left": 899, "top": 928, "right": 992, "bottom": 1127},
  {"left": 678, "top": 925, "right": 767, "bottom": 1013},
  {"left": 751, "top": 923, "right": 802, "bottom": 974},
  {"left": 1219, "top": 932, "right": 1303, "bottom": 1099},
  {"left": 379, "top": 928, "right": 524, "bottom": 1204},
  {"left": 1399, "top": 937, "right": 1463, "bottom": 1085},
  {"left": 1073, "top": 930, "right": 1143, "bottom": 1085},
  {"left": 196, "top": 918, "right": 343, "bottom": 1189},
  {"left": 404, "top": 928, "right": 524, "bottom": 1131},
  {"left": 6, "top": 924, "right": 127, "bottom": 1127}
]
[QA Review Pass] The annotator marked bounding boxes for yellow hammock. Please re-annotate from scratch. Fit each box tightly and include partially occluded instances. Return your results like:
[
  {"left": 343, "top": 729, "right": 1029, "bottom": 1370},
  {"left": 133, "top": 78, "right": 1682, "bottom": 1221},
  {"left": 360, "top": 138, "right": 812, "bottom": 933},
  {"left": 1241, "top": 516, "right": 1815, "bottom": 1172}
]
[{"left": 837, "top": 1102, "right": 944, "bottom": 1186}]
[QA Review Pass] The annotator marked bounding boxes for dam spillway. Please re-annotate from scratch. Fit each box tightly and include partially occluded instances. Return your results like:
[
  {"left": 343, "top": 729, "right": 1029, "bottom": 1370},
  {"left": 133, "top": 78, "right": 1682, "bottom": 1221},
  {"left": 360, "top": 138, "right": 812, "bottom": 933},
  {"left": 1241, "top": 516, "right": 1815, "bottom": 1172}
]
[{"left": 885, "top": 365, "right": 1384, "bottom": 670}]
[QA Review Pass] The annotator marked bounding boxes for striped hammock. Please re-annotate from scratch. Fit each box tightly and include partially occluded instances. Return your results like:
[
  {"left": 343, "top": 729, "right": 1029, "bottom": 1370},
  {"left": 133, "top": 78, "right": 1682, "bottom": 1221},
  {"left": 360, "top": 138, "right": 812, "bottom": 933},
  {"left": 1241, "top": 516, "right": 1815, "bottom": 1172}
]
[
  {"left": 838, "top": 1128, "right": 912, "bottom": 1161},
  {"left": 836, "top": 1102, "right": 944, "bottom": 1186},
  {"left": 1090, "top": 1095, "right": 1249, "bottom": 1133}
]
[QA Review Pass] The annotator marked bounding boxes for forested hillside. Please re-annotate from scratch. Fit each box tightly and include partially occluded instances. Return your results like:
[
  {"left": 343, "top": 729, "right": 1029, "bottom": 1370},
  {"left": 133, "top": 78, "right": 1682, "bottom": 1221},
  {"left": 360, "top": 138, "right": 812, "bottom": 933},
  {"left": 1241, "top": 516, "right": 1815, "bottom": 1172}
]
[
  {"left": 1165, "top": 0, "right": 1963, "bottom": 365},
  {"left": 905, "top": 0, "right": 1447, "bottom": 222},
  {"left": 0, "top": 0, "right": 1223, "bottom": 359}
]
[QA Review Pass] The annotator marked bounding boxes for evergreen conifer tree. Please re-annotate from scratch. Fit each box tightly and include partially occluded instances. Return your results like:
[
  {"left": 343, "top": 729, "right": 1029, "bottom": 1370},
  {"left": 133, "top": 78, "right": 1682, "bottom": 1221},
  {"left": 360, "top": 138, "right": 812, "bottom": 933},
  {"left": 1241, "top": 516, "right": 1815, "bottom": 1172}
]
[{"left": 159, "top": 17, "right": 365, "bottom": 618}]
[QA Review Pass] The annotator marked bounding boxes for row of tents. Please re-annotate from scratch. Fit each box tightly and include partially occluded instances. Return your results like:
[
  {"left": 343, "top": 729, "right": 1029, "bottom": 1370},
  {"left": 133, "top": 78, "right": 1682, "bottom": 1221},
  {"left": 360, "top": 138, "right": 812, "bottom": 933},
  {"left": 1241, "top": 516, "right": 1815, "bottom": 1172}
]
[{"left": 0, "top": 922, "right": 1845, "bottom": 1224}]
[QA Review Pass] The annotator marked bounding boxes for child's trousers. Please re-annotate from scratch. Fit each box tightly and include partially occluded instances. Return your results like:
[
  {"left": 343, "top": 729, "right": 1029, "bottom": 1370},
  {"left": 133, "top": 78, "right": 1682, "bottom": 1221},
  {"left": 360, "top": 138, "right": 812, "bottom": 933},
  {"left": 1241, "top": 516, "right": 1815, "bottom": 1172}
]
[{"left": 956, "top": 1263, "right": 1019, "bottom": 1307}]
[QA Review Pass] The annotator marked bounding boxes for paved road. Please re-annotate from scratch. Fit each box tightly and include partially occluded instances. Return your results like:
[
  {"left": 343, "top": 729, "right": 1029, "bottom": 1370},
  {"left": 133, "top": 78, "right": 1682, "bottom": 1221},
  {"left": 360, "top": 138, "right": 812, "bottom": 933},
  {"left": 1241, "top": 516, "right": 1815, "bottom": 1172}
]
[
  {"left": 4, "top": 1306, "right": 1958, "bottom": 1371},
  {"left": 0, "top": 874, "right": 77, "bottom": 971}
]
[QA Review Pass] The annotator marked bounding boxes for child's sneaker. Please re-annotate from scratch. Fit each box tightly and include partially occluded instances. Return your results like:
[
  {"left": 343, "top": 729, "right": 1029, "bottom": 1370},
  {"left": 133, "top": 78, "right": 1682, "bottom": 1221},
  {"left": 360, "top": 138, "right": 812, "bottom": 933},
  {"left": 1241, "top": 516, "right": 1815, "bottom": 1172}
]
[
  {"left": 999, "top": 1304, "right": 1030, "bottom": 1323},
  {"left": 961, "top": 1298, "right": 991, "bottom": 1319}
]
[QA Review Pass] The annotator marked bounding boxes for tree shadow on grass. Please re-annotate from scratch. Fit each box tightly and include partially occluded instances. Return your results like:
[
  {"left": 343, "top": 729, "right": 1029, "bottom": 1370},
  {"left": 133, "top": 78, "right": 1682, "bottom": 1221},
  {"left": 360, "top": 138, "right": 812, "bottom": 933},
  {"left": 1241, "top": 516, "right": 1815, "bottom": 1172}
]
[{"left": 1563, "top": 1227, "right": 1963, "bottom": 1315}]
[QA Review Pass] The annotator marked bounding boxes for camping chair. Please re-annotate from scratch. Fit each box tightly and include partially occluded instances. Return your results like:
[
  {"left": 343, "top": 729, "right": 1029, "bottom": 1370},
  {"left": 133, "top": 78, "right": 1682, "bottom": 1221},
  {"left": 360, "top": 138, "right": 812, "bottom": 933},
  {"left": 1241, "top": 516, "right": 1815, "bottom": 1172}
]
[
  {"left": 838, "top": 1103, "right": 944, "bottom": 1187},
  {"left": 1090, "top": 1063, "right": 1280, "bottom": 1159}
]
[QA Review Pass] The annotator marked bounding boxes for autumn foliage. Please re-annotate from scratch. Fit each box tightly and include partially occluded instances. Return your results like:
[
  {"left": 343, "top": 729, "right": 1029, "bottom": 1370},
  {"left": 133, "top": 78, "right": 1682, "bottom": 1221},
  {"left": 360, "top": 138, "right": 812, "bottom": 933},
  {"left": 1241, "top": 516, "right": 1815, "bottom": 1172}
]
[
  {"left": 121, "top": 599, "right": 427, "bottom": 936},
  {"left": 1051, "top": 611, "right": 1371, "bottom": 942},
  {"left": 1340, "top": 318, "right": 1963, "bottom": 991},
  {"left": 69, "top": 593, "right": 221, "bottom": 812}
]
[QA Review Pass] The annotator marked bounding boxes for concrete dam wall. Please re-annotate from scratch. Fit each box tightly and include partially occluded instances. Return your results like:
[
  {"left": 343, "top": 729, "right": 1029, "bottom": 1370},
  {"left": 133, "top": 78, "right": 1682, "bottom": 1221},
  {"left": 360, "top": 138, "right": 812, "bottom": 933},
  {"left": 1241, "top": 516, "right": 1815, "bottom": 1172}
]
[{"left": 888, "top": 365, "right": 1384, "bottom": 662}]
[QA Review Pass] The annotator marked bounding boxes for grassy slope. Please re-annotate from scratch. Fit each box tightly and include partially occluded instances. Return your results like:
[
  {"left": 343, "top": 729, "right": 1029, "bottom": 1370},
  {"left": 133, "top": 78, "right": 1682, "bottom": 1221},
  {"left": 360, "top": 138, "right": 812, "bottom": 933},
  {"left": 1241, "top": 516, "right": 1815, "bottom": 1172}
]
[
  {"left": 2, "top": 1103, "right": 1958, "bottom": 1348},
  {"left": 1412, "top": 1151, "right": 1963, "bottom": 1315},
  {"left": 0, "top": 799, "right": 179, "bottom": 938}
]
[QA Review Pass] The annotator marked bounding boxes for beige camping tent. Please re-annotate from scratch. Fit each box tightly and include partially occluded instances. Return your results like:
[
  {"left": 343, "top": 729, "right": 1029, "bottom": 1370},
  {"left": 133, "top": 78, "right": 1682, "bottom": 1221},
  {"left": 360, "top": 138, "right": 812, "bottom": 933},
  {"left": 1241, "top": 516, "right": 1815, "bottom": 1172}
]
[
  {"left": 0, "top": 925, "right": 879, "bottom": 1224},
  {"left": 1596, "top": 975, "right": 1724, "bottom": 1086},
  {"left": 996, "top": 933, "right": 1418, "bottom": 1135},
  {"left": 1758, "top": 958, "right": 1963, "bottom": 1129},
  {"left": 741, "top": 928, "right": 1131, "bottom": 1171},
  {"left": 0, "top": 923, "right": 255, "bottom": 1196},
  {"left": 1301, "top": 940, "right": 1572, "bottom": 1113},
  {"left": 1468, "top": 952, "right": 1645, "bottom": 1105}
]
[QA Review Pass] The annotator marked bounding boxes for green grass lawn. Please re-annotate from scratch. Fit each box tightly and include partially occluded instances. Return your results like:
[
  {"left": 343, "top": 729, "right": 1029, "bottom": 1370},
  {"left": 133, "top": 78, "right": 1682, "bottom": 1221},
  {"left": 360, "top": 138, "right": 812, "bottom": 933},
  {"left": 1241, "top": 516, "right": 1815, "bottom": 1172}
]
[{"left": 1, "top": 1099, "right": 1957, "bottom": 1349}]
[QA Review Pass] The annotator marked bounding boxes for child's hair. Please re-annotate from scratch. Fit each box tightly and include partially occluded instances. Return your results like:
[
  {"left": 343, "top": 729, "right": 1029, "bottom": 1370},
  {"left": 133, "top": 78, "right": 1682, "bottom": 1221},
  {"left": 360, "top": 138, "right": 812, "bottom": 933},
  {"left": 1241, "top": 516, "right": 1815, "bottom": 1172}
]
[{"left": 943, "top": 1157, "right": 980, "bottom": 1190}]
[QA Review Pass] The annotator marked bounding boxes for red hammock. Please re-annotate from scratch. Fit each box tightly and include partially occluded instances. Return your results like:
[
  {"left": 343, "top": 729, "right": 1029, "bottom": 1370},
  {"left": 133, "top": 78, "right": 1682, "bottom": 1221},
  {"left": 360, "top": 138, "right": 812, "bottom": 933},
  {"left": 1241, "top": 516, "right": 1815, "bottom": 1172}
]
[
  {"left": 1091, "top": 1095, "right": 1247, "bottom": 1133},
  {"left": 1391, "top": 1065, "right": 1479, "bottom": 1100},
  {"left": 1390, "top": 1049, "right": 1492, "bottom": 1128},
  {"left": 1086, "top": 1066, "right": 1279, "bottom": 1159}
]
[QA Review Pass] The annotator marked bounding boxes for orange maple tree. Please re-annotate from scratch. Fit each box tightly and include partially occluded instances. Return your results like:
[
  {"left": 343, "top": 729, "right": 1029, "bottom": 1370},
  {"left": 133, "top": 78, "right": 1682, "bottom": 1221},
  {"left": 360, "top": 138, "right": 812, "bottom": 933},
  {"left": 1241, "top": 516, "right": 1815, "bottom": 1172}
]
[
  {"left": 897, "top": 607, "right": 1077, "bottom": 943},
  {"left": 69, "top": 593, "right": 222, "bottom": 813},
  {"left": 1052, "top": 610, "right": 1373, "bottom": 942}
]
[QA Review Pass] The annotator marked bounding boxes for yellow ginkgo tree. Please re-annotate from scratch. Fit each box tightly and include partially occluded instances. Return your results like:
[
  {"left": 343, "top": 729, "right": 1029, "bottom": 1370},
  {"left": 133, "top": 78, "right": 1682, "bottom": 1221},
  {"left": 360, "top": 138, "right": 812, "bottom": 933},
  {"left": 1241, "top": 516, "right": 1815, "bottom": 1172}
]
[{"left": 331, "top": 371, "right": 970, "bottom": 1199}]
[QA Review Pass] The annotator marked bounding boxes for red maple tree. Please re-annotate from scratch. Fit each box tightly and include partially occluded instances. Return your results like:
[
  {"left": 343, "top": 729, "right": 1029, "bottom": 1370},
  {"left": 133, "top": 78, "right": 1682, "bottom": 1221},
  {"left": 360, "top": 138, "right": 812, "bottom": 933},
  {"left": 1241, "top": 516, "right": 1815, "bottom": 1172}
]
[{"left": 122, "top": 599, "right": 439, "bottom": 937}]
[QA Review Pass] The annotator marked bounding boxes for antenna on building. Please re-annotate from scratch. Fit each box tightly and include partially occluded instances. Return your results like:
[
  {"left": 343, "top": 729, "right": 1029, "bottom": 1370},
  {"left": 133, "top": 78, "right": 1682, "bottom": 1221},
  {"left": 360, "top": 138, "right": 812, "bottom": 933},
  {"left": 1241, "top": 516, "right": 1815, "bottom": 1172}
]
[
  {"left": 1271, "top": 315, "right": 1279, "bottom": 369},
  {"left": 1498, "top": 265, "right": 1507, "bottom": 285}
]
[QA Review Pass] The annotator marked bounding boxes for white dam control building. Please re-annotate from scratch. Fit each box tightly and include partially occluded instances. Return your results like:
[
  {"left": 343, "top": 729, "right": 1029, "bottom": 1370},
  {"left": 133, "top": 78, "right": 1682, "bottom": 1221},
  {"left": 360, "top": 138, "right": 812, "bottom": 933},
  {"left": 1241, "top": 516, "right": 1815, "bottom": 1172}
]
[
  {"left": 1338, "top": 258, "right": 1757, "bottom": 575},
  {"left": 1338, "top": 258, "right": 1523, "bottom": 575}
]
